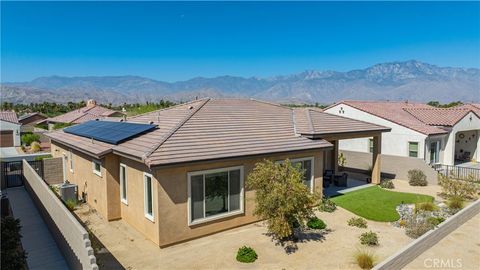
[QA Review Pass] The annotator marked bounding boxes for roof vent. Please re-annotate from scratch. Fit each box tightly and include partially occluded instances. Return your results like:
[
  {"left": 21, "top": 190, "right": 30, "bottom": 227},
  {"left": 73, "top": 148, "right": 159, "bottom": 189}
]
[
  {"left": 149, "top": 121, "right": 154, "bottom": 125},
  {"left": 189, "top": 106, "right": 194, "bottom": 110},
  {"left": 87, "top": 99, "right": 97, "bottom": 108}
]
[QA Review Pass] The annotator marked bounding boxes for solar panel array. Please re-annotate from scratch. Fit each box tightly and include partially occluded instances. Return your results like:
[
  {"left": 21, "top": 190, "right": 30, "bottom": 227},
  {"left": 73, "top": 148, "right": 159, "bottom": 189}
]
[{"left": 63, "top": 120, "right": 157, "bottom": 145}]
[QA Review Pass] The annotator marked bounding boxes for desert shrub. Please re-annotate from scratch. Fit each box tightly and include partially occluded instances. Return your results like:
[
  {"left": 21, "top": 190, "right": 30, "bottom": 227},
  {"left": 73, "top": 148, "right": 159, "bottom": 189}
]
[
  {"left": 348, "top": 217, "right": 368, "bottom": 228},
  {"left": 408, "top": 170, "right": 428, "bottom": 186},
  {"left": 20, "top": 133, "right": 40, "bottom": 146},
  {"left": 30, "top": 141, "right": 41, "bottom": 153},
  {"left": 35, "top": 123, "right": 48, "bottom": 130},
  {"left": 354, "top": 249, "right": 376, "bottom": 269},
  {"left": 318, "top": 197, "right": 337, "bottom": 213},
  {"left": 34, "top": 154, "right": 52, "bottom": 161},
  {"left": 438, "top": 174, "right": 477, "bottom": 199},
  {"left": 415, "top": 202, "right": 437, "bottom": 213},
  {"left": 447, "top": 195, "right": 464, "bottom": 210},
  {"left": 427, "top": 217, "right": 445, "bottom": 227},
  {"left": 359, "top": 231, "right": 379, "bottom": 246},
  {"left": 398, "top": 219, "right": 407, "bottom": 227},
  {"left": 379, "top": 180, "right": 395, "bottom": 189},
  {"left": 64, "top": 199, "right": 77, "bottom": 211},
  {"left": 306, "top": 217, "right": 327, "bottom": 230},
  {"left": 236, "top": 246, "right": 258, "bottom": 263},
  {"left": 1, "top": 217, "right": 28, "bottom": 269},
  {"left": 405, "top": 216, "right": 434, "bottom": 239}
]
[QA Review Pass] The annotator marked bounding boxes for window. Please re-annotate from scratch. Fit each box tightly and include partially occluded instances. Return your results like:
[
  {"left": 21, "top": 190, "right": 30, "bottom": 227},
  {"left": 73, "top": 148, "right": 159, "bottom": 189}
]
[
  {"left": 188, "top": 166, "right": 244, "bottom": 225},
  {"left": 368, "top": 139, "right": 374, "bottom": 153},
  {"left": 408, "top": 142, "right": 419, "bottom": 158},
  {"left": 92, "top": 159, "right": 102, "bottom": 176},
  {"left": 69, "top": 150, "right": 74, "bottom": 172},
  {"left": 290, "top": 158, "right": 314, "bottom": 192},
  {"left": 144, "top": 173, "right": 154, "bottom": 221},
  {"left": 120, "top": 164, "right": 128, "bottom": 205}
]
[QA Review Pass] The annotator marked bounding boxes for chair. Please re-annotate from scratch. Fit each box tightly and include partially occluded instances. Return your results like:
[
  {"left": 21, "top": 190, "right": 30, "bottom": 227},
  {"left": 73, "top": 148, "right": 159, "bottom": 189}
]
[
  {"left": 334, "top": 173, "right": 348, "bottom": 187},
  {"left": 323, "top": 170, "right": 334, "bottom": 187}
]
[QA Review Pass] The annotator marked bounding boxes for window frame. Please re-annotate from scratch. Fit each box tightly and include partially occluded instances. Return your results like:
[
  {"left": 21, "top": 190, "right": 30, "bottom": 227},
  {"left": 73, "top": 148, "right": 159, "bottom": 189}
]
[
  {"left": 69, "top": 150, "right": 74, "bottom": 173},
  {"left": 368, "top": 138, "right": 374, "bottom": 153},
  {"left": 120, "top": 163, "right": 128, "bottom": 205},
  {"left": 408, "top": 141, "right": 419, "bottom": 158},
  {"left": 92, "top": 159, "right": 102, "bottom": 177},
  {"left": 187, "top": 166, "right": 244, "bottom": 226},
  {"left": 143, "top": 172, "right": 154, "bottom": 222},
  {"left": 278, "top": 157, "right": 315, "bottom": 193}
]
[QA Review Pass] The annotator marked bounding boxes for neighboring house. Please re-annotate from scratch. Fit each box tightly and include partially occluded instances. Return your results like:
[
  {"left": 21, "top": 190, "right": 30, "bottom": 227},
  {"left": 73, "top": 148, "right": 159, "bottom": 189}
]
[
  {"left": 19, "top": 112, "right": 48, "bottom": 132},
  {"left": 46, "top": 98, "right": 389, "bottom": 247},
  {"left": 324, "top": 101, "right": 480, "bottom": 166},
  {"left": 46, "top": 99, "right": 124, "bottom": 129},
  {"left": 0, "top": 111, "right": 21, "bottom": 147}
]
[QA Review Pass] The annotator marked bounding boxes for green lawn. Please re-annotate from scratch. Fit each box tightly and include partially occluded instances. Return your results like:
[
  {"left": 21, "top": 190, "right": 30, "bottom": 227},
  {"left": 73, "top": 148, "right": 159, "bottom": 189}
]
[{"left": 330, "top": 186, "right": 434, "bottom": 222}]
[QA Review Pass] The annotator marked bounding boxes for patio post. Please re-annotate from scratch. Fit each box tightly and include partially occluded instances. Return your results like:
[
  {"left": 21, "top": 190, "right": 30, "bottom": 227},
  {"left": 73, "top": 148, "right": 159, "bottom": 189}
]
[
  {"left": 331, "top": 140, "right": 339, "bottom": 174},
  {"left": 372, "top": 135, "right": 382, "bottom": 184}
]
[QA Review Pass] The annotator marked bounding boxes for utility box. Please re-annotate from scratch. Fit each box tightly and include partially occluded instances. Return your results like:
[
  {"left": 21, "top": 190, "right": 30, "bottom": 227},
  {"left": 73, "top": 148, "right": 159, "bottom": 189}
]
[{"left": 60, "top": 183, "right": 77, "bottom": 202}]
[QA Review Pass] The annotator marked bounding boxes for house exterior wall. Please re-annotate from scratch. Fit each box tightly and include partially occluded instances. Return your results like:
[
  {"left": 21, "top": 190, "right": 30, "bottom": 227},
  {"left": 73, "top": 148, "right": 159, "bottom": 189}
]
[
  {"left": 443, "top": 112, "right": 480, "bottom": 165},
  {"left": 324, "top": 104, "right": 428, "bottom": 159},
  {"left": 0, "top": 120, "right": 21, "bottom": 146}
]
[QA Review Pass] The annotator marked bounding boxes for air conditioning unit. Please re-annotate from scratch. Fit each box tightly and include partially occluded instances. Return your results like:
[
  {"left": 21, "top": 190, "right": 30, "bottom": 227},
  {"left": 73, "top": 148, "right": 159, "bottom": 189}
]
[{"left": 60, "top": 183, "right": 77, "bottom": 202}]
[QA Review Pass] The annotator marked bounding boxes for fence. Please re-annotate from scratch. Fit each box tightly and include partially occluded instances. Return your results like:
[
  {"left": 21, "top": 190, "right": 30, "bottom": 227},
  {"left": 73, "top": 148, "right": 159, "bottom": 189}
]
[
  {"left": 432, "top": 164, "right": 480, "bottom": 182},
  {"left": 373, "top": 199, "right": 480, "bottom": 270},
  {"left": 1, "top": 160, "right": 43, "bottom": 189},
  {"left": 22, "top": 160, "right": 98, "bottom": 270}
]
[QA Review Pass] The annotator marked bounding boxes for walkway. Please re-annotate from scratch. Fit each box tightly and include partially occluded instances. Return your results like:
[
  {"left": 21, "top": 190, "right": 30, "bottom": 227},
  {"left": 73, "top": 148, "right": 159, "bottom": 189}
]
[{"left": 6, "top": 187, "right": 69, "bottom": 270}]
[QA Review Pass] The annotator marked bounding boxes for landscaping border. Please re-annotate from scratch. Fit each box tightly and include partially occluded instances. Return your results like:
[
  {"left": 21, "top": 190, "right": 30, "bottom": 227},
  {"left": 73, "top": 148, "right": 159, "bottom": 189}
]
[
  {"left": 23, "top": 160, "right": 98, "bottom": 270},
  {"left": 374, "top": 199, "right": 480, "bottom": 270}
]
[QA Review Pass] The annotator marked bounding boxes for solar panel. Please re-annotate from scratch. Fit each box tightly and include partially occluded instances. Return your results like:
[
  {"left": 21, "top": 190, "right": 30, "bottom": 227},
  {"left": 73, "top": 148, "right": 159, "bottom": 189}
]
[{"left": 64, "top": 120, "right": 157, "bottom": 145}]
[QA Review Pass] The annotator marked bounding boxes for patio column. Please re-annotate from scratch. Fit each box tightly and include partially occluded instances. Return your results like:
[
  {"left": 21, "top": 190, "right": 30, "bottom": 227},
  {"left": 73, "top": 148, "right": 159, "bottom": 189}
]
[
  {"left": 372, "top": 135, "right": 382, "bottom": 184},
  {"left": 331, "top": 140, "right": 339, "bottom": 173}
]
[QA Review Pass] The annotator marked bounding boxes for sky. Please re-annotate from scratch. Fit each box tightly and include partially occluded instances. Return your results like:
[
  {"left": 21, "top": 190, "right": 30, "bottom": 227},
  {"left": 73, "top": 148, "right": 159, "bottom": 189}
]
[{"left": 1, "top": 1, "right": 480, "bottom": 82}]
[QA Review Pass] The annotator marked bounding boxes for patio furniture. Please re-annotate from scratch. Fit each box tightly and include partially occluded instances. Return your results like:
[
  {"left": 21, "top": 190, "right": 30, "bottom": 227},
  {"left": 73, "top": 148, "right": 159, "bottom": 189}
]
[
  {"left": 323, "top": 170, "right": 334, "bottom": 187},
  {"left": 334, "top": 173, "right": 348, "bottom": 187}
]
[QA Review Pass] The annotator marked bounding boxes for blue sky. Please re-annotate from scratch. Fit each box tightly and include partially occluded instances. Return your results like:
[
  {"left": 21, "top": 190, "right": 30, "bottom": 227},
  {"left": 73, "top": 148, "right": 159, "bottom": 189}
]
[{"left": 1, "top": 1, "right": 479, "bottom": 82}]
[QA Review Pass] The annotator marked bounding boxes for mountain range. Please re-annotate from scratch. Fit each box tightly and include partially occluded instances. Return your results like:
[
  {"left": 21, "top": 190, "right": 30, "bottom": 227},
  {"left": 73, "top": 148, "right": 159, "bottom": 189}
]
[{"left": 1, "top": 60, "right": 479, "bottom": 105}]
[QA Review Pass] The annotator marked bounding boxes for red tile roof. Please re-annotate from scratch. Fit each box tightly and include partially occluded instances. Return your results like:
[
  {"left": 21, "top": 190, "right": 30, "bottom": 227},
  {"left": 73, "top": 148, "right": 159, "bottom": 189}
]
[
  {"left": 47, "top": 105, "right": 122, "bottom": 124},
  {"left": 0, "top": 111, "right": 19, "bottom": 124}
]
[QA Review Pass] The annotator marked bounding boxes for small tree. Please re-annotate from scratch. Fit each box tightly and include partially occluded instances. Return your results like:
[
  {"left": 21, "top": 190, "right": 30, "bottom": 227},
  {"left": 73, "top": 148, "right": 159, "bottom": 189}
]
[
  {"left": 1, "top": 217, "right": 27, "bottom": 270},
  {"left": 247, "top": 159, "right": 319, "bottom": 240}
]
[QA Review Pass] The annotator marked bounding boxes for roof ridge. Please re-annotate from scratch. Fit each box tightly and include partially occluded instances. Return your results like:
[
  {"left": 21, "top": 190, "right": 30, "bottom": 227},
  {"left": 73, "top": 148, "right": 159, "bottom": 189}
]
[
  {"left": 249, "top": 98, "right": 292, "bottom": 111},
  {"left": 142, "top": 98, "right": 210, "bottom": 165},
  {"left": 128, "top": 98, "right": 208, "bottom": 120},
  {"left": 305, "top": 109, "right": 315, "bottom": 133}
]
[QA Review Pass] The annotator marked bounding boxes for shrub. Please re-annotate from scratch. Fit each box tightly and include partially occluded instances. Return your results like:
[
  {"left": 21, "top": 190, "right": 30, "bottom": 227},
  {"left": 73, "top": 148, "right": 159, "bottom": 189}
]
[
  {"left": 438, "top": 174, "right": 477, "bottom": 199},
  {"left": 348, "top": 217, "right": 368, "bottom": 228},
  {"left": 34, "top": 154, "right": 52, "bottom": 161},
  {"left": 30, "top": 141, "right": 41, "bottom": 153},
  {"left": 354, "top": 249, "right": 376, "bottom": 269},
  {"left": 318, "top": 197, "right": 337, "bottom": 213},
  {"left": 379, "top": 180, "right": 395, "bottom": 189},
  {"left": 398, "top": 219, "right": 407, "bottom": 227},
  {"left": 236, "top": 246, "right": 258, "bottom": 263},
  {"left": 306, "top": 217, "right": 327, "bottom": 230},
  {"left": 447, "top": 195, "right": 464, "bottom": 210},
  {"left": 427, "top": 217, "right": 445, "bottom": 227},
  {"left": 1, "top": 217, "right": 28, "bottom": 269},
  {"left": 20, "top": 133, "right": 40, "bottom": 146},
  {"left": 53, "top": 122, "right": 73, "bottom": 130},
  {"left": 359, "top": 231, "right": 379, "bottom": 246},
  {"left": 405, "top": 216, "right": 434, "bottom": 239},
  {"left": 64, "top": 199, "right": 77, "bottom": 211},
  {"left": 408, "top": 170, "right": 428, "bottom": 186},
  {"left": 415, "top": 202, "right": 437, "bottom": 213}
]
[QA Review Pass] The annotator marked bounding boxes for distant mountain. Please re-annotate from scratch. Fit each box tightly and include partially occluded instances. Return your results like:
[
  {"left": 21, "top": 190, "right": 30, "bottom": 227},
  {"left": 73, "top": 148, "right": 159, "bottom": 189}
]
[{"left": 2, "top": 60, "right": 479, "bottom": 104}]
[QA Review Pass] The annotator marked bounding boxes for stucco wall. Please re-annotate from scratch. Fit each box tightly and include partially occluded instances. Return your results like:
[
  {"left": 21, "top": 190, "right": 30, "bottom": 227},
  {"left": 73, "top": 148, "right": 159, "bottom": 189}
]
[
  {"left": 0, "top": 120, "right": 21, "bottom": 146},
  {"left": 43, "top": 157, "right": 64, "bottom": 185},
  {"left": 325, "top": 104, "right": 428, "bottom": 159}
]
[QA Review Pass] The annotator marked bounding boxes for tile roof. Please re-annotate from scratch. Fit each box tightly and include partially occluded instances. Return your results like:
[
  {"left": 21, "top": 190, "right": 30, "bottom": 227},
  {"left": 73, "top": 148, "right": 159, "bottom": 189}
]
[
  {"left": 457, "top": 103, "right": 480, "bottom": 117},
  {"left": 47, "top": 105, "right": 122, "bottom": 124},
  {"left": 403, "top": 108, "right": 471, "bottom": 126},
  {"left": 47, "top": 98, "right": 391, "bottom": 167},
  {"left": 0, "top": 111, "right": 19, "bottom": 124}
]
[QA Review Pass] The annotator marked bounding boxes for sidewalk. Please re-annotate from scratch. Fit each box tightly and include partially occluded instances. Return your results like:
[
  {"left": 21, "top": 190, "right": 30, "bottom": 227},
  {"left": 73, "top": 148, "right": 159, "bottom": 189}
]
[{"left": 6, "top": 187, "right": 69, "bottom": 270}]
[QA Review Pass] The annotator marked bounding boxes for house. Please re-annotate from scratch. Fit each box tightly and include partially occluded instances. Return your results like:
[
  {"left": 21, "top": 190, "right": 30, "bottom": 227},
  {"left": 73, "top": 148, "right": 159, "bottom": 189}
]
[
  {"left": 46, "top": 99, "right": 124, "bottom": 129},
  {"left": 324, "top": 101, "right": 480, "bottom": 166},
  {"left": 0, "top": 111, "right": 21, "bottom": 147},
  {"left": 18, "top": 112, "right": 48, "bottom": 132},
  {"left": 46, "top": 98, "right": 389, "bottom": 247}
]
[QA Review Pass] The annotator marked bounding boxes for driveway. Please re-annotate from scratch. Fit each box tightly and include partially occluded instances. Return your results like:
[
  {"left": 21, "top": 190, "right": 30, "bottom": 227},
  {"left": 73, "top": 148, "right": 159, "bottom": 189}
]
[{"left": 0, "top": 147, "right": 19, "bottom": 157}]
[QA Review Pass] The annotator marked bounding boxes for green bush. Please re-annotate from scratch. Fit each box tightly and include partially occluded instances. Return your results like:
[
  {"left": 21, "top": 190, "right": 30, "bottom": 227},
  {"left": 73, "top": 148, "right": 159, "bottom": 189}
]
[
  {"left": 318, "top": 197, "right": 337, "bottom": 212},
  {"left": 379, "top": 180, "right": 395, "bottom": 189},
  {"left": 306, "top": 217, "right": 327, "bottom": 230},
  {"left": 354, "top": 249, "right": 376, "bottom": 269},
  {"left": 64, "top": 199, "right": 77, "bottom": 211},
  {"left": 405, "top": 216, "right": 434, "bottom": 239},
  {"left": 427, "top": 217, "right": 445, "bottom": 227},
  {"left": 408, "top": 170, "right": 428, "bottom": 186},
  {"left": 348, "top": 217, "right": 368, "bottom": 228},
  {"left": 20, "top": 133, "right": 40, "bottom": 146},
  {"left": 415, "top": 202, "right": 437, "bottom": 213},
  {"left": 1, "top": 217, "right": 28, "bottom": 269},
  {"left": 236, "top": 246, "right": 258, "bottom": 263},
  {"left": 35, "top": 123, "right": 48, "bottom": 130},
  {"left": 359, "top": 231, "right": 379, "bottom": 246},
  {"left": 53, "top": 122, "right": 73, "bottom": 130},
  {"left": 447, "top": 195, "right": 464, "bottom": 210}
]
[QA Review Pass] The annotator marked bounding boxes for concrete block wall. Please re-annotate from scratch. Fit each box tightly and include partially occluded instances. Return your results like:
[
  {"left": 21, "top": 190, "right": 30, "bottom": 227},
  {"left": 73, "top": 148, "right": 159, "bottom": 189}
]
[
  {"left": 374, "top": 199, "right": 480, "bottom": 270},
  {"left": 42, "top": 157, "right": 64, "bottom": 185},
  {"left": 23, "top": 160, "right": 98, "bottom": 270}
]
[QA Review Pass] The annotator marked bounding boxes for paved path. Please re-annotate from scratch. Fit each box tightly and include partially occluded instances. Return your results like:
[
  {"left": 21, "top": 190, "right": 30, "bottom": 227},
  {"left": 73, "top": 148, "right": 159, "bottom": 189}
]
[{"left": 7, "top": 187, "right": 69, "bottom": 270}]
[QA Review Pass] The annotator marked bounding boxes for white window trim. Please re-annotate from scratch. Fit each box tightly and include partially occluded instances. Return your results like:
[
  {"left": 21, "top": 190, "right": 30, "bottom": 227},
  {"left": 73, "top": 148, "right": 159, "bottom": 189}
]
[
  {"left": 120, "top": 163, "right": 128, "bottom": 205},
  {"left": 408, "top": 141, "right": 419, "bottom": 158},
  {"left": 92, "top": 159, "right": 102, "bottom": 177},
  {"left": 187, "top": 166, "right": 244, "bottom": 226},
  {"left": 69, "top": 150, "right": 74, "bottom": 173},
  {"left": 277, "top": 157, "right": 315, "bottom": 193},
  {"left": 144, "top": 172, "right": 154, "bottom": 222}
]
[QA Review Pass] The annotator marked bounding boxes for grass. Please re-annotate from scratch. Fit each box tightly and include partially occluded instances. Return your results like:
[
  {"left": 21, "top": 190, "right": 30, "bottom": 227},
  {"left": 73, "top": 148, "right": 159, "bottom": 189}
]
[{"left": 331, "top": 186, "right": 433, "bottom": 222}]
